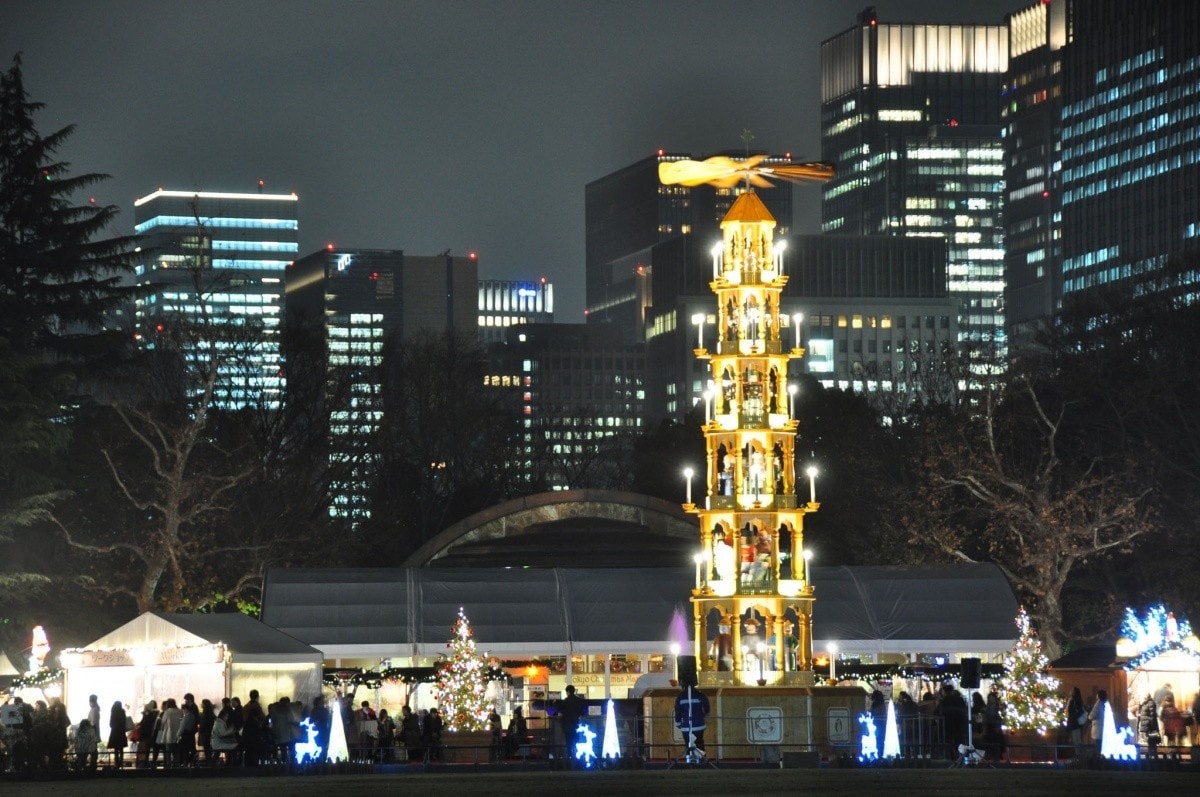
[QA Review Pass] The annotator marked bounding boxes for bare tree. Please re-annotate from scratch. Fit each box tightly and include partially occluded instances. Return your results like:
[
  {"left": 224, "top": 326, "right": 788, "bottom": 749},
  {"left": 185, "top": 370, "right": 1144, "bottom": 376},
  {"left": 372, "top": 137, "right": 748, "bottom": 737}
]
[
  {"left": 897, "top": 370, "right": 1156, "bottom": 658},
  {"left": 49, "top": 208, "right": 290, "bottom": 611}
]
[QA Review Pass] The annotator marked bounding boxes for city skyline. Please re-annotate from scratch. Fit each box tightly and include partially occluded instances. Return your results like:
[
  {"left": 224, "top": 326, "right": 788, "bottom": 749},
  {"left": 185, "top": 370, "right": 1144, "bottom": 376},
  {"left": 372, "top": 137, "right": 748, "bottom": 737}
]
[{"left": 2, "top": 1, "right": 1028, "bottom": 321}]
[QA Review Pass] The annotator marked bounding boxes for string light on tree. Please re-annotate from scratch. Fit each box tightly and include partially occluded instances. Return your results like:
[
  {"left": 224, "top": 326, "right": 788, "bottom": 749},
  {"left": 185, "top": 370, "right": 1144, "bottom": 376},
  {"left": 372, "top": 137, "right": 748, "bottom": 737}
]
[
  {"left": 433, "top": 607, "right": 491, "bottom": 731},
  {"left": 996, "top": 607, "right": 1063, "bottom": 733}
]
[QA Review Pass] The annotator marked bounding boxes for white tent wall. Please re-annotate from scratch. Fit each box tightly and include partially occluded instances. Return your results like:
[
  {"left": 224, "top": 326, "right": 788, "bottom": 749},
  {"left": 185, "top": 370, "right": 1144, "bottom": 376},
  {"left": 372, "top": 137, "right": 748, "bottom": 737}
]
[
  {"left": 63, "top": 612, "right": 323, "bottom": 722},
  {"left": 230, "top": 662, "right": 321, "bottom": 707}
]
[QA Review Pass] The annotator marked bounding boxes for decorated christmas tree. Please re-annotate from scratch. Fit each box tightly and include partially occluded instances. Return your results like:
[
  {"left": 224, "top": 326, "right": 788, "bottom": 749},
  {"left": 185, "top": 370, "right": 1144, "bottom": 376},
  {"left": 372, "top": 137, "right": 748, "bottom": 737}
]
[
  {"left": 997, "top": 606, "right": 1063, "bottom": 732},
  {"left": 433, "top": 607, "right": 490, "bottom": 731}
]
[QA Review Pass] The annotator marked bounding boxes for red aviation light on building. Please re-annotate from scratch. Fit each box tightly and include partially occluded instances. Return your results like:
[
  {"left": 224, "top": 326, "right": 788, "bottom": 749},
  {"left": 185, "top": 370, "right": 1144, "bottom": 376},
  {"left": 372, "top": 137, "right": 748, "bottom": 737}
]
[
  {"left": 89, "top": 197, "right": 96, "bottom": 204},
  {"left": 1043, "top": 190, "right": 1051, "bottom": 199},
  {"left": 155, "top": 323, "right": 164, "bottom": 332},
  {"left": 540, "top": 276, "right": 547, "bottom": 284},
  {"left": 949, "top": 118, "right": 959, "bottom": 127},
  {"left": 469, "top": 251, "right": 477, "bottom": 260},
  {"left": 369, "top": 271, "right": 380, "bottom": 281},
  {"left": 326, "top": 243, "right": 336, "bottom": 251}
]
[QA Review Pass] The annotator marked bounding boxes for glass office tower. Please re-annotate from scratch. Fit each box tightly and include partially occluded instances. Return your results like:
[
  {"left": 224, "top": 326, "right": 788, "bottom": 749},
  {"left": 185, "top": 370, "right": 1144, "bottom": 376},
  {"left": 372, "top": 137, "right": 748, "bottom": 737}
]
[
  {"left": 821, "top": 9, "right": 1009, "bottom": 363},
  {"left": 132, "top": 189, "right": 299, "bottom": 409}
]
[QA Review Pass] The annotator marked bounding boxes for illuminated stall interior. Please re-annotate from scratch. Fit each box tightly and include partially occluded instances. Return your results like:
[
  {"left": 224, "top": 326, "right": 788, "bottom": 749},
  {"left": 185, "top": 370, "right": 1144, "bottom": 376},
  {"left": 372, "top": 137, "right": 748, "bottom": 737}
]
[{"left": 60, "top": 611, "right": 323, "bottom": 726}]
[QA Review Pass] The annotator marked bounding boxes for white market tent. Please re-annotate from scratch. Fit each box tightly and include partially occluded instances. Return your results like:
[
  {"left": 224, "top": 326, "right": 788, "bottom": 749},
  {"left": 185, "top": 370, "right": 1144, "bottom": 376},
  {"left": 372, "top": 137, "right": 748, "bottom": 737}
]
[
  {"left": 62, "top": 611, "right": 322, "bottom": 726},
  {"left": 261, "top": 563, "right": 1019, "bottom": 662}
]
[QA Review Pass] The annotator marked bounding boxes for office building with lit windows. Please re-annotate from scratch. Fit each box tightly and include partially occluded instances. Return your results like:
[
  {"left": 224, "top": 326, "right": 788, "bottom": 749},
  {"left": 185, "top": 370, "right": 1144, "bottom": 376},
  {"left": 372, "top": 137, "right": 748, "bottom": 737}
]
[
  {"left": 478, "top": 278, "right": 554, "bottom": 345},
  {"left": 1001, "top": 1, "right": 1068, "bottom": 342},
  {"left": 820, "top": 8, "right": 1009, "bottom": 361},
  {"left": 585, "top": 151, "right": 793, "bottom": 345},
  {"left": 285, "top": 248, "right": 478, "bottom": 522},
  {"left": 999, "top": 1, "right": 1200, "bottom": 340},
  {"left": 500, "top": 323, "right": 644, "bottom": 492},
  {"left": 132, "top": 188, "right": 299, "bottom": 409},
  {"left": 1055, "top": 1, "right": 1200, "bottom": 313}
]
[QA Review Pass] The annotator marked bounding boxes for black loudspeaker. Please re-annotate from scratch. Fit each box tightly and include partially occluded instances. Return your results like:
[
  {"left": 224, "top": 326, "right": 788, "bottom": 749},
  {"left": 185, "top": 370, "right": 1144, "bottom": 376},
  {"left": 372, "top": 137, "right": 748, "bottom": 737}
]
[
  {"left": 960, "top": 657, "right": 981, "bottom": 689},
  {"left": 677, "top": 654, "right": 698, "bottom": 687}
]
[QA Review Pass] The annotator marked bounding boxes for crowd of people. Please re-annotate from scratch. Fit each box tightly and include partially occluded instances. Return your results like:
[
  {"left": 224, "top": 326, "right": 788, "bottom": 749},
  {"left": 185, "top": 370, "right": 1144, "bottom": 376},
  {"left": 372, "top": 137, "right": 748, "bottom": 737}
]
[{"left": 0, "top": 690, "right": 461, "bottom": 773}]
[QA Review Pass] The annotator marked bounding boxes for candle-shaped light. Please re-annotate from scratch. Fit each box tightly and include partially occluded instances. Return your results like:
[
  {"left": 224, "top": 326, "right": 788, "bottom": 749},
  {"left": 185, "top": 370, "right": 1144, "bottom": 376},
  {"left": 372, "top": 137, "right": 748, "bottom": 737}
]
[
  {"left": 693, "top": 551, "right": 704, "bottom": 589},
  {"left": 704, "top": 387, "right": 715, "bottom": 423},
  {"left": 788, "top": 383, "right": 798, "bottom": 418},
  {"left": 692, "top": 312, "right": 705, "bottom": 348},
  {"left": 792, "top": 312, "right": 804, "bottom": 348},
  {"left": 711, "top": 242, "right": 722, "bottom": 279},
  {"left": 684, "top": 466, "right": 694, "bottom": 505},
  {"left": 773, "top": 239, "right": 787, "bottom": 272},
  {"left": 756, "top": 641, "right": 766, "bottom": 682},
  {"left": 805, "top": 465, "right": 818, "bottom": 504},
  {"left": 828, "top": 641, "right": 838, "bottom": 683},
  {"left": 802, "top": 548, "right": 814, "bottom": 584}
]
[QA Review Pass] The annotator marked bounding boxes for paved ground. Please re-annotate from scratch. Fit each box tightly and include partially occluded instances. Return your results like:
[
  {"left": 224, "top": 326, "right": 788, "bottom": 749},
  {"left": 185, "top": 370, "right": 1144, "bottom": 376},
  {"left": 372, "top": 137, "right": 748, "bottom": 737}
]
[{"left": 5, "top": 766, "right": 1198, "bottom": 796}]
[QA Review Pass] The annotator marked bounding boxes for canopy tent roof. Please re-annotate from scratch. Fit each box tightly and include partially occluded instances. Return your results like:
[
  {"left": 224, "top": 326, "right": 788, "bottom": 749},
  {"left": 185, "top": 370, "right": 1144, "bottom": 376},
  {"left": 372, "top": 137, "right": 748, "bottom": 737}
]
[
  {"left": 80, "top": 611, "right": 323, "bottom": 665},
  {"left": 0, "top": 651, "right": 20, "bottom": 677},
  {"left": 262, "top": 563, "right": 1018, "bottom": 659}
]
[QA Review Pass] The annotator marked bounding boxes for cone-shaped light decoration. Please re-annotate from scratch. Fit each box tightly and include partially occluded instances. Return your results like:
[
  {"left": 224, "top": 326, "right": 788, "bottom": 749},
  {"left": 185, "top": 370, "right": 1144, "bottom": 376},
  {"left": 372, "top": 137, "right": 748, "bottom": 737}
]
[
  {"left": 328, "top": 698, "right": 350, "bottom": 762},
  {"left": 602, "top": 698, "right": 621, "bottom": 759}
]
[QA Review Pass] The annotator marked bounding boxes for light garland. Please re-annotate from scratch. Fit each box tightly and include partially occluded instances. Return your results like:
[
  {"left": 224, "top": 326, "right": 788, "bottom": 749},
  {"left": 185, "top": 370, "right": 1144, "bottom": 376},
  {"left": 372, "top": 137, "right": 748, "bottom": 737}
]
[{"left": 10, "top": 667, "right": 63, "bottom": 689}]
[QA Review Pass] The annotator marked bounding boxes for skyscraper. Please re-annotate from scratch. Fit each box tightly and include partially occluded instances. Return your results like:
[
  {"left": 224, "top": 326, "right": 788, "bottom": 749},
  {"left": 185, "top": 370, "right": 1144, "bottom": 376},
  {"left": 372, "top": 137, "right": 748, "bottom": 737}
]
[
  {"left": 1001, "top": 1, "right": 1068, "bottom": 342},
  {"left": 585, "top": 151, "right": 793, "bottom": 345},
  {"left": 820, "top": 8, "right": 1009, "bottom": 361},
  {"left": 285, "top": 248, "right": 478, "bottom": 521},
  {"left": 1000, "top": 1, "right": 1200, "bottom": 341},
  {"left": 500, "top": 322, "right": 644, "bottom": 492},
  {"left": 1056, "top": 1, "right": 1200, "bottom": 311},
  {"left": 132, "top": 188, "right": 299, "bottom": 409},
  {"left": 478, "top": 278, "right": 554, "bottom": 346}
]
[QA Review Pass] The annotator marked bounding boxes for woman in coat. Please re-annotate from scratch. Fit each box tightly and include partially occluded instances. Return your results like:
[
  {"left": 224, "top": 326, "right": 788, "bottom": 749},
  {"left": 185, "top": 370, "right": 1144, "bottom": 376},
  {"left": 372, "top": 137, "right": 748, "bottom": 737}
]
[
  {"left": 135, "top": 701, "right": 159, "bottom": 770},
  {"left": 107, "top": 701, "right": 129, "bottom": 769},
  {"left": 1160, "top": 695, "right": 1185, "bottom": 747},
  {"left": 1136, "top": 694, "right": 1159, "bottom": 749}
]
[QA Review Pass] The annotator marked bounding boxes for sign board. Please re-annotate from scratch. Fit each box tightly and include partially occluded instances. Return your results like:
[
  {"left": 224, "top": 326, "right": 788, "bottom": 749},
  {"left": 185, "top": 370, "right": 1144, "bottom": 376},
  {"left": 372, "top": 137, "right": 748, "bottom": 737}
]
[
  {"left": 746, "top": 706, "right": 783, "bottom": 744},
  {"left": 827, "top": 707, "right": 851, "bottom": 743}
]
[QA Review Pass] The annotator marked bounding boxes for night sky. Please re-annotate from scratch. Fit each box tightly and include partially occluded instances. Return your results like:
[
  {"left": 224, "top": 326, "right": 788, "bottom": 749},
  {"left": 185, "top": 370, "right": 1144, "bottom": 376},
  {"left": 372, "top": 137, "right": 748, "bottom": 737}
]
[{"left": 4, "top": 1, "right": 1028, "bottom": 319}]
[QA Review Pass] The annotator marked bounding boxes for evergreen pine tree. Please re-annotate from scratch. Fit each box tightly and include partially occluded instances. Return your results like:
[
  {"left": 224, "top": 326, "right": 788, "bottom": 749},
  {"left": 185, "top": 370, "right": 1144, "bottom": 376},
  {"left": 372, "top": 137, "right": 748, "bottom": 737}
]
[
  {"left": 433, "top": 607, "right": 490, "bottom": 731},
  {"left": 997, "top": 606, "right": 1064, "bottom": 732},
  {"left": 0, "top": 53, "right": 138, "bottom": 641}
]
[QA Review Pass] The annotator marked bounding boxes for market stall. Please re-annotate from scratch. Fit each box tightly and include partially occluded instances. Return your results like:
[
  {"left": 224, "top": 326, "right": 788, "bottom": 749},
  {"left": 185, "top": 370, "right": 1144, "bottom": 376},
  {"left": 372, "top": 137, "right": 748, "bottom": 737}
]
[{"left": 60, "top": 611, "right": 323, "bottom": 726}]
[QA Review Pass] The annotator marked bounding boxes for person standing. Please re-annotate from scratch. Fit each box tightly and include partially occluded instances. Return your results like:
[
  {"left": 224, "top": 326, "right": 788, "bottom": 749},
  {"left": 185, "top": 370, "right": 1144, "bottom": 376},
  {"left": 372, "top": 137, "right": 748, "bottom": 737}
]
[
  {"left": 1088, "top": 689, "right": 1109, "bottom": 754},
  {"left": 1137, "top": 693, "right": 1160, "bottom": 751},
  {"left": 424, "top": 707, "right": 444, "bottom": 762},
  {"left": 178, "top": 694, "right": 199, "bottom": 766},
  {"left": 556, "top": 685, "right": 585, "bottom": 757},
  {"left": 674, "top": 684, "right": 711, "bottom": 760},
  {"left": 73, "top": 719, "right": 98, "bottom": 772},
  {"left": 1160, "top": 695, "right": 1185, "bottom": 748},
  {"left": 156, "top": 698, "right": 182, "bottom": 768},
  {"left": 107, "top": 701, "right": 128, "bottom": 769},
  {"left": 400, "top": 705, "right": 421, "bottom": 763},
  {"left": 1066, "top": 687, "right": 1087, "bottom": 761},
  {"left": 505, "top": 705, "right": 528, "bottom": 758},
  {"left": 87, "top": 695, "right": 101, "bottom": 739},
  {"left": 242, "top": 690, "right": 266, "bottom": 766},
  {"left": 309, "top": 696, "right": 331, "bottom": 761},
  {"left": 198, "top": 699, "right": 216, "bottom": 764},
  {"left": 135, "top": 701, "right": 158, "bottom": 769}
]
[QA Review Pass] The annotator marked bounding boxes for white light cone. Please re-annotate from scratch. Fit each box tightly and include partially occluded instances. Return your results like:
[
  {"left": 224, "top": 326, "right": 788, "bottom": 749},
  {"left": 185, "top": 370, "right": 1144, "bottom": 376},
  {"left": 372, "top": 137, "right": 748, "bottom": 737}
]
[
  {"left": 328, "top": 698, "right": 350, "bottom": 762},
  {"left": 882, "top": 700, "right": 900, "bottom": 758},
  {"left": 602, "top": 698, "right": 621, "bottom": 759}
]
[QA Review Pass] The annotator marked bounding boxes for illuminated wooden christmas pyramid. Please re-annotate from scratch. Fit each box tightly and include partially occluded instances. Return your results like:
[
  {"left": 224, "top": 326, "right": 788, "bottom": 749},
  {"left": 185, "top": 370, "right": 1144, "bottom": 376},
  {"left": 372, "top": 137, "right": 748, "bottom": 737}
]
[{"left": 660, "top": 154, "right": 833, "bottom": 686}]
